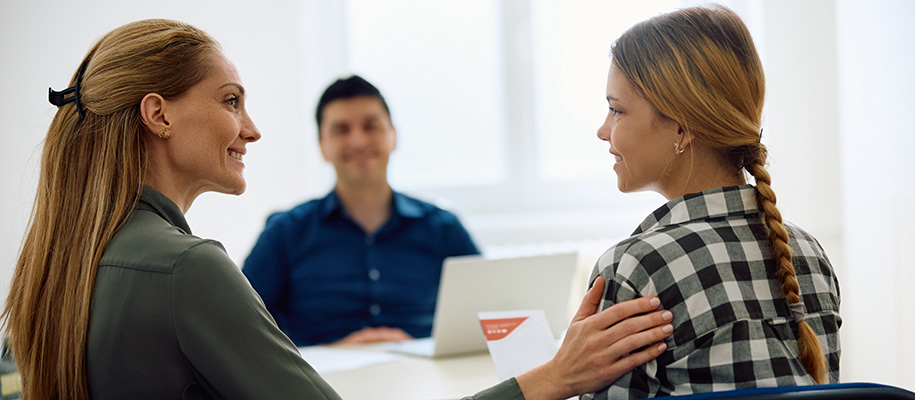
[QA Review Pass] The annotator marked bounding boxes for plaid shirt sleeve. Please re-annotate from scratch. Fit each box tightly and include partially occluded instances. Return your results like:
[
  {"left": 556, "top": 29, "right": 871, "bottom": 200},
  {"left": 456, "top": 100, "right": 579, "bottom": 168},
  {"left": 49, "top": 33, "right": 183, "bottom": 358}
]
[
  {"left": 582, "top": 186, "right": 841, "bottom": 399},
  {"left": 584, "top": 240, "right": 664, "bottom": 399}
]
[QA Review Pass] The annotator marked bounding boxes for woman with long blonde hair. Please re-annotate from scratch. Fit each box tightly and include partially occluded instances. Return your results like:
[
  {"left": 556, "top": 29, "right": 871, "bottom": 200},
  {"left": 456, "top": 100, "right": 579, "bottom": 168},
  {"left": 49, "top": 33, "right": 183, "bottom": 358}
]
[
  {"left": 586, "top": 5, "right": 840, "bottom": 398},
  {"left": 3, "top": 18, "right": 678, "bottom": 400},
  {"left": 0, "top": 19, "right": 335, "bottom": 399}
]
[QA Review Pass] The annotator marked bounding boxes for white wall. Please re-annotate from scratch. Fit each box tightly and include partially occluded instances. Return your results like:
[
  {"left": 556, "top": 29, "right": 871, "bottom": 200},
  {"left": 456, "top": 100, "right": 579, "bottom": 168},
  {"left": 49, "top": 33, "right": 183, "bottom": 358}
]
[
  {"left": 761, "top": 0, "right": 843, "bottom": 255},
  {"left": 836, "top": 0, "right": 915, "bottom": 388},
  {"left": 0, "top": 0, "right": 912, "bottom": 391},
  {"left": 0, "top": 0, "right": 340, "bottom": 287}
]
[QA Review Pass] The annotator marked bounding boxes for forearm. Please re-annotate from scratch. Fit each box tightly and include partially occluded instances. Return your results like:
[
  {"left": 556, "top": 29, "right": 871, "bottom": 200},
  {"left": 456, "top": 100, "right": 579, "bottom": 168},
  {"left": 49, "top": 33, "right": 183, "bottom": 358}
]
[
  {"left": 462, "top": 377, "right": 525, "bottom": 400},
  {"left": 515, "top": 362, "right": 569, "bottom": 400}
]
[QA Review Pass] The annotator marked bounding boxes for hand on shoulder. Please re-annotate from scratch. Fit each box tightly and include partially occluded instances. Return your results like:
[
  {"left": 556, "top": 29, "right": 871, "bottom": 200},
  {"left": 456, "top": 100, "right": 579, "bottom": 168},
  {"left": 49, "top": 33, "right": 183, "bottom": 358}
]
[{"left": 515, "top": 276, "right": 673, "bottom": 400}]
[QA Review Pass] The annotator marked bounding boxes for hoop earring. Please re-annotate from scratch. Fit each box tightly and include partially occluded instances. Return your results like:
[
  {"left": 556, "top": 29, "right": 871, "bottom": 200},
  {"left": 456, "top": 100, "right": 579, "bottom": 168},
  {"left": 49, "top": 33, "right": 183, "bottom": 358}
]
[
  {"left": 674, "top": 142, "right": 685, "bottom": 155},
  {"left": 158, "top": 129, "right": 171, "bottom": 139}
]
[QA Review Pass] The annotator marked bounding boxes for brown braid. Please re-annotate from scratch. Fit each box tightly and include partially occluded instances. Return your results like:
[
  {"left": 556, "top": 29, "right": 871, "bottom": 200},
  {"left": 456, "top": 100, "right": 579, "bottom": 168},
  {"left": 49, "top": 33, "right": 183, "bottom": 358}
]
[{"left": 745, "top": 147, "right": 826, "bottom": 384}]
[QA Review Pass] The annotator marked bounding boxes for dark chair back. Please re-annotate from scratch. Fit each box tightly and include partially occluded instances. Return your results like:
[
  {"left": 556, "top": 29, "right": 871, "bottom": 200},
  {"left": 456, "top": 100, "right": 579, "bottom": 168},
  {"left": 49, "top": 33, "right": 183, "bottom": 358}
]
[{"left": 665, "top": 383, "right": 915, "bottom": 400}]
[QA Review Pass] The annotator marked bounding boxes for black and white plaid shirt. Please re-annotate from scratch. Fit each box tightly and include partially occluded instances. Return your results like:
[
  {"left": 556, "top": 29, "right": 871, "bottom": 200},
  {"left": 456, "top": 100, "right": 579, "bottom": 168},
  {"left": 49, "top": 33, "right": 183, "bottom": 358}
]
[{"left": 585, "top": 185, "right": 841, "bottom": 399}]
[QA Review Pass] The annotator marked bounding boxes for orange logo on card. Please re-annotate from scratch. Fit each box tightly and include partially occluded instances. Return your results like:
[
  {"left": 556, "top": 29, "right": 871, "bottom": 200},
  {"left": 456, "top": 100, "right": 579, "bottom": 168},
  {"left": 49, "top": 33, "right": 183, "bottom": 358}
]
[{"left": 480, "top": 317, "right": 529, "bottom": 341}]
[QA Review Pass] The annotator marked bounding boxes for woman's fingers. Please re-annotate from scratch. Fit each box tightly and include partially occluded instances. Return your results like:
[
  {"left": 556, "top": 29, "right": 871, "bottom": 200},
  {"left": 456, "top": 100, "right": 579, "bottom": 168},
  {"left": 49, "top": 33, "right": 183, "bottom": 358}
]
[
  {"left": 599, "top": 308, "right": 673, "bottom": 345},
  {"left": 571, "top": 276, "right": 607, "bottom": 323},
  {"left": 605, "top": 339, "right": 669, "bottom": 378},
  {"left": 590, "top": 294, "right": 664, "bottom": 330},
  {"left": 547, "top": 313, "right": 673, "bottom": 396},
  {"left": 576, "top": 321, "right": 673, "bottom": 385},
  {"left": 605, "top": 319, "right": 673, "bottom": 360}
]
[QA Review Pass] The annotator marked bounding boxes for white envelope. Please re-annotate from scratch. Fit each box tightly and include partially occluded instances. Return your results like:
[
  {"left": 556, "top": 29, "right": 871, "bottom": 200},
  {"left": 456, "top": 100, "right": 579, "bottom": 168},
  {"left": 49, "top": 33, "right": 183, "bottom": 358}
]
[{"left": 477, "top": 309, "right": 558, "bottom": 380}]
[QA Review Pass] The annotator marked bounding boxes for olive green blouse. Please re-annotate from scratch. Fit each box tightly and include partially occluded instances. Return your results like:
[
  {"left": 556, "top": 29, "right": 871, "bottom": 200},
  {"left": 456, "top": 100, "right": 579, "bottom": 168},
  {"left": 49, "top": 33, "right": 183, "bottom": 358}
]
[
  {"left": 87, "top": 186, "right": 523, "bottom": 399},
  {"left": 88, "top": 186, "right": 340, "bottom": 399}
]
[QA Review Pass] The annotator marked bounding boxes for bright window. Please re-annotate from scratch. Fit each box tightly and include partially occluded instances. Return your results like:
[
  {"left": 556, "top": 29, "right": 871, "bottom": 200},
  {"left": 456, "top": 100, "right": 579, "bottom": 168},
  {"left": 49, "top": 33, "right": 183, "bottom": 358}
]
[
  {"left": 533, "top": 0, "right": 679, "bottom": 181},
  {"left": 347, "top": 0, "right": 507, "bottom": 188},
  {"left": 342, "top": 1, "right": 711, "bottom": 248}
]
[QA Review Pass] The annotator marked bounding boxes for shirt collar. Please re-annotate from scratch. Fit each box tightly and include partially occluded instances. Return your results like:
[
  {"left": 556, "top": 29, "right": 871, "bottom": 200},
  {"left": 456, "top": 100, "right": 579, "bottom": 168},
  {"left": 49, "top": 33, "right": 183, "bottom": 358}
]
[
  {"left": 317, "top": 189, "right": 426, "bottom": 220},
  {"left": 138, "top": 185, "right": 192, "bottom": 234},
  {"left": 633, "top": 185, "right": 759, "bottom": 235},
  {"left": 317, "top": 191, "right": 342, "bottom": 219},
  {"left": 392, "top": 192, "right": 425, "bottom": 218}
]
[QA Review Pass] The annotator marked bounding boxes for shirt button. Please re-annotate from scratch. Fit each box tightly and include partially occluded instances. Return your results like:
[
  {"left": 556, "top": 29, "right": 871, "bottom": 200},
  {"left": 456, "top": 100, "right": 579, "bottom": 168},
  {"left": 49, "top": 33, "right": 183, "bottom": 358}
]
[
  {"left": 370, "top": 304, "right": 382, "bottom": 316},
  {"left": 368, "top": 268, "right": 381, "bottom": 281},
  {"left": 365, "top": 235, "right": 375, "bottom": 245}
]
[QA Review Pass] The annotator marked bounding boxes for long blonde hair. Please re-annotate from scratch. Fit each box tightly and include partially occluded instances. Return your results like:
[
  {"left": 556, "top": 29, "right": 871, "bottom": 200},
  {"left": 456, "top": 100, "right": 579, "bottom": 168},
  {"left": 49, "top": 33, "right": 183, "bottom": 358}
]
[
  {"left": 611, "top": 5, "right": 826, "bottom": 383},
  {"left": 2, "top": 19, "right": 219, "bottom": 399}
]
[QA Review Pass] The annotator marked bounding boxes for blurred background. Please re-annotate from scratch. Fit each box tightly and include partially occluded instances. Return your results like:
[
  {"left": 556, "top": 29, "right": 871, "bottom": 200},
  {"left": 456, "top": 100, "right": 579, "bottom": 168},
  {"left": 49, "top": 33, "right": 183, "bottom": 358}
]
[{"left": 1, "top": 0, "right": 912, "bottom": 390}]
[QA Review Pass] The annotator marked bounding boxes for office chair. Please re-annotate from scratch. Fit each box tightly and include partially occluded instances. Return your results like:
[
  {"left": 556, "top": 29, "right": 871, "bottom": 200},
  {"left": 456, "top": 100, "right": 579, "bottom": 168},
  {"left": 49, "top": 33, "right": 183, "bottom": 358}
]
[
  {"left": 0, "top": 342, "right": 22, "bottom": 400},
  {"left": 664, "top": 383, "right": 915, "bottom": 400}
]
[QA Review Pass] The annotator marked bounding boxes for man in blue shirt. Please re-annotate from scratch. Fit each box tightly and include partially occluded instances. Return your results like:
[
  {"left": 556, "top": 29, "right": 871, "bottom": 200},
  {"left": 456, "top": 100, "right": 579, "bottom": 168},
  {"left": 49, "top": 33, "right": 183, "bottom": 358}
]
[{"left": 243, "top": 76, "right": 480, "bottom": 347}]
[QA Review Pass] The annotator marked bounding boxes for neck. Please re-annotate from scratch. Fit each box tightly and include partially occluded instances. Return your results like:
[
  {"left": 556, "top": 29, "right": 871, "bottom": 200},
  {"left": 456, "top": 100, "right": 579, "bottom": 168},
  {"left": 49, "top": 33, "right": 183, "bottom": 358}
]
[
  {"left": 658, "top": 146, "right": 746, "bottom": 201},
  {"left": 335, "top": 180, "right": 393, "bottom": 234},
  {"left": 143, "top": 168, "right": 198, "bottom": 214}
]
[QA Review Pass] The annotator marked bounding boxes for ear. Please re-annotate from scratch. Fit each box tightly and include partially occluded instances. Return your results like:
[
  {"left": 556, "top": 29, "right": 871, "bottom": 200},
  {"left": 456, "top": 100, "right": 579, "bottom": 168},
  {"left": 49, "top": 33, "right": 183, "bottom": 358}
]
[
  {"left": 317, "top": 134, "right": 332, "bottom": 162},
  {"left": 391, "top": 127, "right": 398, "bottom": 151},
  {"left": 140, "top": 93, "right": 170, "bottom": 136},
  {"left": 676, "top": 125, "right": 695, "bottom": 150}
]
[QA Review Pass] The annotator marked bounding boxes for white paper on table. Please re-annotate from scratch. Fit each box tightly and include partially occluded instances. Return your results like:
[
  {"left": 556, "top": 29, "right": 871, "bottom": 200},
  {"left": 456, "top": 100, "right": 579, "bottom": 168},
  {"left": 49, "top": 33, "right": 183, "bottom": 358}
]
[
  {"left": 297, "top": 346, "right": 402, "bottom": 374},
  {"left": 478, "top": 309, "right": 558, "bottom": 381}
]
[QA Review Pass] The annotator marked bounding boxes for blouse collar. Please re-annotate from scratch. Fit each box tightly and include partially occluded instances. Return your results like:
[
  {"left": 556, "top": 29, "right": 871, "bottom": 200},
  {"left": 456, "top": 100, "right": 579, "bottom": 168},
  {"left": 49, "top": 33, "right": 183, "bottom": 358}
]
[
  {"left": 633, "top": 185, "right": 760, "bottom": 235},
  {"left": 138, "top": 185, "right": 193, "bottom": 234}
]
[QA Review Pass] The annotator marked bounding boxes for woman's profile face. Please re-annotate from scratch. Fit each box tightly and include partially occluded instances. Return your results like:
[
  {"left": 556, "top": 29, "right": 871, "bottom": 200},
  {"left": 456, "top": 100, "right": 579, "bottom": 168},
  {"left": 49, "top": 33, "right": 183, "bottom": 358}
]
[
  {"left": 596, "top": 63, "right": 680, "bottom": 194},
  {"left": 162, "top": 52, "right": 261, "bottom": 197}
]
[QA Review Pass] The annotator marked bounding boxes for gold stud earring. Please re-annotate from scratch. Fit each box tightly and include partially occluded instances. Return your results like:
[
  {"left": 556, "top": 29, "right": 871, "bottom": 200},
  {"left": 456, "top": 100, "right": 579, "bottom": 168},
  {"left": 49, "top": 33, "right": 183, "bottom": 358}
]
[{"left": 158, "top": 129, "right": 171, "bottom": 139}]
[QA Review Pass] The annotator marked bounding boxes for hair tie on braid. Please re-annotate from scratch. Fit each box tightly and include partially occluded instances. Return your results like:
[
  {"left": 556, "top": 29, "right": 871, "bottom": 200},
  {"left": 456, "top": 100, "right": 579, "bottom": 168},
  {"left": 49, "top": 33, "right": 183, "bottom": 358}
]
[
  {"left": 789, "top": 302, "right": 806, "bottom": 323},
  {"left": 727, "top": 143, "right": 765, "bottom": 170}
]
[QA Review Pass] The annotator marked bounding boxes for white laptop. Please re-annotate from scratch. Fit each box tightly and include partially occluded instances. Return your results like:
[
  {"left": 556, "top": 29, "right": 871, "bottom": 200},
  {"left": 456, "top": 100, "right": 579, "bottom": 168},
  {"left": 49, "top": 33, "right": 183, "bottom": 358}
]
[{"left": 385, "top": 252, "right": 578, "bottom": 358}]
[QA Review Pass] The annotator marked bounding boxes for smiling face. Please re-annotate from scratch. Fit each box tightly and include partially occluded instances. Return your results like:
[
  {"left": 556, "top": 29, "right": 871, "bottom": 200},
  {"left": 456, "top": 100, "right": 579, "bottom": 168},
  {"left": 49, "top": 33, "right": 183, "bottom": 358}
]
[
  {"left": 596, "top": 63, "right": 682, "bottom": 196},
  {"left": 160, "top": 52, "right": 261, "bottom": 200},
  {"left": 318, "top": 96, "right": 396, "bottom": 187}
]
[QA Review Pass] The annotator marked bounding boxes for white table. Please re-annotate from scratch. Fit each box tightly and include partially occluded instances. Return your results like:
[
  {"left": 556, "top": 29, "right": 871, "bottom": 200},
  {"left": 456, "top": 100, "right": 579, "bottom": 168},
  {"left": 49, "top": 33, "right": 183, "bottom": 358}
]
[{"left": 300, "top": 345, "right": 501, "bottom": 399}]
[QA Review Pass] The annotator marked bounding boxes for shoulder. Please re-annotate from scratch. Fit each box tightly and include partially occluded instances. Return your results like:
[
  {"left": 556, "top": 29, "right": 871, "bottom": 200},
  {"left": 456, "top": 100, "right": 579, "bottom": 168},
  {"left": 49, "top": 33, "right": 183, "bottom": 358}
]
[
  {"left": 594, "top": 221, "right": 721, "bottom": 286},
  {"left": 170, "top": 240, "right": 246, "bottom": 288},
  {"left": 101, "top": 208, "right": 228, "bottom": 274},
  {"left": 396, "top": 192, "right": 461, "bottom": 219},
  {"left": 597, "top": 223, "right": 700, "bottom": 265},
  {"left": 262, "top": 197, "right": 326, "bottom": 230},
  {"left": 395, "top": 192, "right": 440, "bottom": 212},
  {"left": 783, "top": 221, "right": 822, "bottom": 247},
  {"left": 782, "top": 220, "right": 837, "bottom": 275},
  {"left": 395, "top": 192, "right": 464, "bottom": 223},
  {"left": 595, "top": 229, "right": 674, "bottom": 278},
  {"left": 782, "top": 221, "right": 832, "bottom": 262}
]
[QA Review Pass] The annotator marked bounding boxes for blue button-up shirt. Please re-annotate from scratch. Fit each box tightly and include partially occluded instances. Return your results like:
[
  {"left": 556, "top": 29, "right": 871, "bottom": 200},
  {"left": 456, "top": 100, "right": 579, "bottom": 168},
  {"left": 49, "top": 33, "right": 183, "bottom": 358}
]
[{"left": 243, "top": 190, "right": 479, "bottom": 346}]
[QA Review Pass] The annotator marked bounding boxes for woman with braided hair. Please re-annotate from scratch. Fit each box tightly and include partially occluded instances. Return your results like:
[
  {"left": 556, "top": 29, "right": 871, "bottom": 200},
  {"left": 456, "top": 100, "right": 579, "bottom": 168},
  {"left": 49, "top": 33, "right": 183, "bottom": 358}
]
[{"left": 586, "top": 4, "right": 840, "bottom": 398}]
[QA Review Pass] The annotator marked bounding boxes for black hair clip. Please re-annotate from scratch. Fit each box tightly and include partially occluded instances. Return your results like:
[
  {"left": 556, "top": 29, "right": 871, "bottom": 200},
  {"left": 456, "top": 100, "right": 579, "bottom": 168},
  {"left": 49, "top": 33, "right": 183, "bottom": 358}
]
[{"left": 48, "top": 58, "right": 90, "bottom": 120}]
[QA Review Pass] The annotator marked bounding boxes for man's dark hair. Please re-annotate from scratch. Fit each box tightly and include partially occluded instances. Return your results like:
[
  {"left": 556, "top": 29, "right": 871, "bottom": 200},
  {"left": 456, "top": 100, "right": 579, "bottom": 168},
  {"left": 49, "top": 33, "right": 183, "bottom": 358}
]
[{"left": 315, "top": 75, "right": 392, "bottom": 138}]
